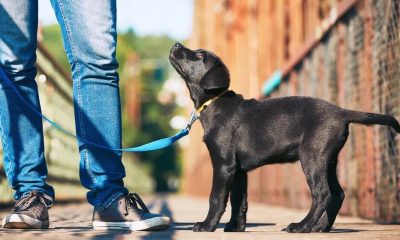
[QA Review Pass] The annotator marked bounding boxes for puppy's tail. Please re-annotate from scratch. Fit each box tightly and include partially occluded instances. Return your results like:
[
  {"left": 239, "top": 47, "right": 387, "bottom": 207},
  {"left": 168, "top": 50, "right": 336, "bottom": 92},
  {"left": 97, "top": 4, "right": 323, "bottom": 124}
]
[{"left": 343, "top": 109, "right": 400, "bottom": 133}]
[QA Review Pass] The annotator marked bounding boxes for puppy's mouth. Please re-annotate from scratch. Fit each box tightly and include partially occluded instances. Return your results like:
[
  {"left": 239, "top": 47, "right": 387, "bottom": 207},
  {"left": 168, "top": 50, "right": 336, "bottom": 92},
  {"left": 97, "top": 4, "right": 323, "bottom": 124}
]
[{"left": 169, "top": 52, "right": 186, "bottom": 77}]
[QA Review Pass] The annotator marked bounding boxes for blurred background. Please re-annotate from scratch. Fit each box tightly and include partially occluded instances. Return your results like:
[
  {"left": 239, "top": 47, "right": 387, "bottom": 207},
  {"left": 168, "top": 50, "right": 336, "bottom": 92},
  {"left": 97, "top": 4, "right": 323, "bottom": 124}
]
[{"left": 0, "top": 0, "right": 399, "bottom": 224}]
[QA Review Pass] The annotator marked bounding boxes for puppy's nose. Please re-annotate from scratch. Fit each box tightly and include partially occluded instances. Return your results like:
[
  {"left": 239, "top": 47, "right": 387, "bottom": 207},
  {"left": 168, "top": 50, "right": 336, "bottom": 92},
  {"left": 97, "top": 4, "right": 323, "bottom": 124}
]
[{"left": 174, "top": 42, "right": 183, "bottom": 49}]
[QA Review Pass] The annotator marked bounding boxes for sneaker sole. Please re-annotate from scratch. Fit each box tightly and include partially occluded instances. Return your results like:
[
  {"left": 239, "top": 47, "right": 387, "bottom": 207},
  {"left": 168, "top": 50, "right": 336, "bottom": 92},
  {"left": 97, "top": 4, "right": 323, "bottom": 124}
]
[
  {"left": 93, "top": 216, "right": 170, "bottom": 231},
  {"left": 92, "top": 221, "right": 131, "bottom": 230},
  {"left": 2, "top": 214, "right": 49, "bottom": 229}
]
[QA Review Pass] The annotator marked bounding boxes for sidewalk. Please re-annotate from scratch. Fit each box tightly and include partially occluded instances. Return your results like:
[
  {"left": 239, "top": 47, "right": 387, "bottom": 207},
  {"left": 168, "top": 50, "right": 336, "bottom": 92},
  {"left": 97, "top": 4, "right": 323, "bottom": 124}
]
[{"left": 0, "top": 194, "right": 399, "bottom": 240}]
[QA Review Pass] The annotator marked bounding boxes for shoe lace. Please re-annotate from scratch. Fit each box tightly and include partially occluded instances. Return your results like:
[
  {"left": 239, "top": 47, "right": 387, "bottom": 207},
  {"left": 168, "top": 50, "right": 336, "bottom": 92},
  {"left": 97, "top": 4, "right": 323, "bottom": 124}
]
[
  {"left": 124, "top": 193, "right": 150, "bottom": 216},
  {"left": 14, "top": 194, "right": 32, "bottom": 210},
  {"left": 13, "top": 191, "right": 52, "bottom": 211}
]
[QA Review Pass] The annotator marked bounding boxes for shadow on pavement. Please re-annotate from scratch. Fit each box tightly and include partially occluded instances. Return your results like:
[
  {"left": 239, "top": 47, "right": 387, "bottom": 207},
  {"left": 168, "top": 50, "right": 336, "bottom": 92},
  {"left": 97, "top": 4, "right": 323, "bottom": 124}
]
[
  {"left": 330, "top": 228, "right": 366, "bottom": 233},
  {"left": 173, "top": 222, "right": 276, "bottom": 231},
  {"left": 139, "top": 195, "right": 175, "bottom": 240}
]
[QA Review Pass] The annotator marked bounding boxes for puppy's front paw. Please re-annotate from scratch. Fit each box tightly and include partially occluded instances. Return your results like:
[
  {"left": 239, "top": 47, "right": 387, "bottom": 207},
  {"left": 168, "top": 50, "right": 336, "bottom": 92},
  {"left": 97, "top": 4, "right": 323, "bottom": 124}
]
[
  {"left": 192, "top": 222, "right": 215, "bottom": 232},
  {"left": 224, "top": 221, "right": 246, "bottom": 232},
  {"left": 285, "top": 222, "right": 312, "bottom": 233}
]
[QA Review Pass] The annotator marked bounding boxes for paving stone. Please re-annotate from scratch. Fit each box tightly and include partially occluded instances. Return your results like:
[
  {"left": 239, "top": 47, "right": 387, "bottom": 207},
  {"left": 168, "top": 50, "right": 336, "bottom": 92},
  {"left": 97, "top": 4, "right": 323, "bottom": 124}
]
[{"left": 0, "top": 195, "right": 399, "bottom": 239}]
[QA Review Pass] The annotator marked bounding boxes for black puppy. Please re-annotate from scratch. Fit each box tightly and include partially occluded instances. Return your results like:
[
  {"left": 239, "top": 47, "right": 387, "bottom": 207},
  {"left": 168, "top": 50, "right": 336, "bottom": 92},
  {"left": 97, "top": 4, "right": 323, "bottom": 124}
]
[{"left": 169, "top": 42, "right": 400, "bottom": 233}]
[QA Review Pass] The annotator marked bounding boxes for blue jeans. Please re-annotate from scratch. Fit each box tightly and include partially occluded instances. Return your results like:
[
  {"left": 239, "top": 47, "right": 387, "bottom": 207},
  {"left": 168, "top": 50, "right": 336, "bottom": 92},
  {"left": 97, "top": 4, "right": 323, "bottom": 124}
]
[{"left": 0, "top": 0, "right": 128, "bottom": 209}]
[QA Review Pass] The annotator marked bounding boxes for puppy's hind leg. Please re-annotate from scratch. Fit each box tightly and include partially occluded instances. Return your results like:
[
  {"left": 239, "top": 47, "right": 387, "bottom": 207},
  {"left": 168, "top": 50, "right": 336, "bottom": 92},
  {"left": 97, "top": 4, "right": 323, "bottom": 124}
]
[
  {"left": 286, "top": 152, "right": 332, "bottom": 233},
  {"left": 313, "top": 127, "right": 348, "bottom": 232},
  {"left": 224, "top": 170, "right": 248, "bottom": 232},
  {"left": 312, "top": 161, "right": 344, "bottom": 232}
]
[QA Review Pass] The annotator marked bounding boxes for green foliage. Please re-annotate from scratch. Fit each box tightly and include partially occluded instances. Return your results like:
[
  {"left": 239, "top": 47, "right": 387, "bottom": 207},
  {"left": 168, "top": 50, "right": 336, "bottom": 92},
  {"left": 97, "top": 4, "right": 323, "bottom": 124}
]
[
  {"left": 134, "top": 35, "right": 176, "bottom": 59},
  {"left": 118, "top": 30, "right": 182, "bottom": 192},
  {"left": 116, "top": 28, "right": 137, "bottom": 71}
]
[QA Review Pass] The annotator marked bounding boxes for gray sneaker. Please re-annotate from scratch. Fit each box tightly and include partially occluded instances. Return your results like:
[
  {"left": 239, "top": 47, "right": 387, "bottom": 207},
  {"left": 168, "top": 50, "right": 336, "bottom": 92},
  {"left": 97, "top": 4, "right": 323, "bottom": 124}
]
[
  {"left": 1, "top": 191, "right": 52, "bottom": 229},
  {"left": 92, "top": 193, "right": 170, "bottom": 231}
]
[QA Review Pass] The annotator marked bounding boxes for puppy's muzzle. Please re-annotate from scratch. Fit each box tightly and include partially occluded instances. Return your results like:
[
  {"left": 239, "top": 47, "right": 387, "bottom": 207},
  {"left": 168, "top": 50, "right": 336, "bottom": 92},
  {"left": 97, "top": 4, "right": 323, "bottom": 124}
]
[
  {"left": 170, "top": 42, "right": 185, "bottom": 60},
  {"left": 170, "top": 42, "right": 187, "bottom": 75}
]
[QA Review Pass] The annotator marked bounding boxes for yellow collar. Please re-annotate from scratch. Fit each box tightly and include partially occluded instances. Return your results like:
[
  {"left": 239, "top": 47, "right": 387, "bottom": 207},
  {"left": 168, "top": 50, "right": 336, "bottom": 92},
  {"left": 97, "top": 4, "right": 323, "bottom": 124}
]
[{"left": 195, "top": 90, "right": 229, "bottom": 114}]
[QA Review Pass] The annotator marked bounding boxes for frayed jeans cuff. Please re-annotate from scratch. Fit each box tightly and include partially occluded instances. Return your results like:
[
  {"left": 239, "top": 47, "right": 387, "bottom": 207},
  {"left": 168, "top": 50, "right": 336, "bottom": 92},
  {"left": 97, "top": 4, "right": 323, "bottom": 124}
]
[{"left": 98, "top": 192, "right": 125, "bottom": 211}]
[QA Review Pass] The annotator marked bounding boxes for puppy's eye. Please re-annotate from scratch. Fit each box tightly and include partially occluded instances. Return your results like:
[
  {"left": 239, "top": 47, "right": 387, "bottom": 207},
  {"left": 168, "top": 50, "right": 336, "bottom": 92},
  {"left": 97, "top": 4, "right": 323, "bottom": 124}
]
[{"left": 196, "top": 52, "right": 204, "bottom": 60}]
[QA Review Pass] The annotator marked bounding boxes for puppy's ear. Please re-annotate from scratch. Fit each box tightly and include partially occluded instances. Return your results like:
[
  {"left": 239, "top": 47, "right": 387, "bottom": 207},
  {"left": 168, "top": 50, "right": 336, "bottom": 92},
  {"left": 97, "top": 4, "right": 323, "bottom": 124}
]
[{"left": 199, "top": 64, "right": 230, "bottom": 90}]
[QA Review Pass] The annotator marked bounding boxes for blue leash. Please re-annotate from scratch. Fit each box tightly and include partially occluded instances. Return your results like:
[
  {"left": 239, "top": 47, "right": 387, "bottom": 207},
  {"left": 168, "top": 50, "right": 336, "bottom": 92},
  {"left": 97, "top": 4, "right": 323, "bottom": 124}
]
[{"left": 0, "top": 66, "right": 198, "bottom": 152}]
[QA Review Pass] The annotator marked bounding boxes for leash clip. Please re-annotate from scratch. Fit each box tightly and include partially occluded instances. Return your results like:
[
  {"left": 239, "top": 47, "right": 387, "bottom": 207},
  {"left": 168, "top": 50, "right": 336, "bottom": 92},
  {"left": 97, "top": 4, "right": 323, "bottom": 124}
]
[{"left": 185, "top": 109, "right": 200, "bottom": 131}]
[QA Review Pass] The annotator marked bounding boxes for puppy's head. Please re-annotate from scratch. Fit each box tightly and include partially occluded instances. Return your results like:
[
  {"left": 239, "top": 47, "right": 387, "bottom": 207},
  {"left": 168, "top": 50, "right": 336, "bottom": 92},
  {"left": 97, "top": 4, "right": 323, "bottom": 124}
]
[{"left": 169, "top": 42, "right": 230, "bottom": 107}]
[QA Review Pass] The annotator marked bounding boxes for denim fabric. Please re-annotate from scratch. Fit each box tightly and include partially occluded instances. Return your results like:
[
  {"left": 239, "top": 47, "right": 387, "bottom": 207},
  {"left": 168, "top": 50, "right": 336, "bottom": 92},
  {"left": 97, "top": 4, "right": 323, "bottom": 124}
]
[{"left": 0, "top": 0, "right": 128, "bottom": 209}]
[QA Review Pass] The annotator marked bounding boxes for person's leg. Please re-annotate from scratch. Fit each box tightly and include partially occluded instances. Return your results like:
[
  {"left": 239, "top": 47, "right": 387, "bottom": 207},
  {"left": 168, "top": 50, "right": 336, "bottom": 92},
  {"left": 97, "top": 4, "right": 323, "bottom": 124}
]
[
  {"left": 0, "top": 0, "right": 54, "bottom": 229},
  {"left": 0, "top": 0, "right": 55, "bottom": 201},
  {"left": 49, "top": 0, "right": 128, "bottom": 209}
]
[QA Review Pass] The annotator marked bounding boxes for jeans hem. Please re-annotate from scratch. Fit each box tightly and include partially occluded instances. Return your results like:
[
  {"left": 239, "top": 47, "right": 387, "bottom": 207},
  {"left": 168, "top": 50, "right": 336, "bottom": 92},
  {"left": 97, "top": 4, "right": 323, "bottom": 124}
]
[
  {"left": 18, "top": 189, "right": 55, "bottom": 208},
  {"left": 98, "top": 191, "right": 126, "bottom": 211}
]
